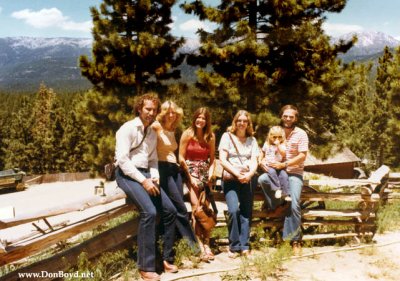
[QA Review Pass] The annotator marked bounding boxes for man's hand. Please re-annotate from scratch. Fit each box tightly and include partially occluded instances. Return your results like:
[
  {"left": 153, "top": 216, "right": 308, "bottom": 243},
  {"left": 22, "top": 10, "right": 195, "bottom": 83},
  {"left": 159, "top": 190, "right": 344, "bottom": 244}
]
[{"left": 142, "top": 178, "right": 160, "bottom": 196}]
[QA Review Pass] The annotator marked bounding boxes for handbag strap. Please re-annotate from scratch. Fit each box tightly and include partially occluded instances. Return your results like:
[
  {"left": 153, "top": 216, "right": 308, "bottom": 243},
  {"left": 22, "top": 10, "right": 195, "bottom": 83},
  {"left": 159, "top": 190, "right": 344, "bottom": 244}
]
[
  {"left": 228, "top": 133, "right": 244, "bottom": 165},
  {"left": 205, "top": 184, "right": 218, "bottom": 215},
  {"left": 130, "top": 126, "right": 148, "bottom": 153}
]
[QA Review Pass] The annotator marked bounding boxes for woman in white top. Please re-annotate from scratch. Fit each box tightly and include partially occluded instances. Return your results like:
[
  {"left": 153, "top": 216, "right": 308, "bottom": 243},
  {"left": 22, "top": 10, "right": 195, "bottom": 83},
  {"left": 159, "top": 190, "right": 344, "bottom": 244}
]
[{"left": 218, "top": 110, "right": 259, "bottom": 258}]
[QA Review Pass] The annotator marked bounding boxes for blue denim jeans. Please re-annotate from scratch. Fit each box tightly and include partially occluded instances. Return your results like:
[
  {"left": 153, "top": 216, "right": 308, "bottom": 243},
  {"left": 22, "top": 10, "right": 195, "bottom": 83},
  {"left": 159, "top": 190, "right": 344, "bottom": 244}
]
[
  {"left": 223, "top": 177, "right": 257, "bottom": 252},
  {"left": 267, "top": 168, "right": 290, "bottom": 195},
  {"left": 258, "top": 172, "right": 303, "bottom": 241},
  {"left": 116, "top": 167, "right": 177, "bottom": 272},
  {"left": 158, "top": 161, "right": 198, "bottom": 252}
]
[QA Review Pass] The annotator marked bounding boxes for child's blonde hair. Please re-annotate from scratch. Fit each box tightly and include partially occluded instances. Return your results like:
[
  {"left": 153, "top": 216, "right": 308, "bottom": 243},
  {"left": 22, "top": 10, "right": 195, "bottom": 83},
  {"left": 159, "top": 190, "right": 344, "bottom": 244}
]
[{"left": 266, "top": 126, "right": 285, "bottom": 146}]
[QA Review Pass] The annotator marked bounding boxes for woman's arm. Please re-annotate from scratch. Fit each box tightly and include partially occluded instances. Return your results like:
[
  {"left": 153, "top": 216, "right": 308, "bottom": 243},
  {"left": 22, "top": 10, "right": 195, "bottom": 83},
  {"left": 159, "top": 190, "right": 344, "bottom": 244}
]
[
  {"left": 179, "top": 130, "right": 198, "bottom": 188},
  {"left": 207, "top": 133, "right": 216, "bottom": 182}
]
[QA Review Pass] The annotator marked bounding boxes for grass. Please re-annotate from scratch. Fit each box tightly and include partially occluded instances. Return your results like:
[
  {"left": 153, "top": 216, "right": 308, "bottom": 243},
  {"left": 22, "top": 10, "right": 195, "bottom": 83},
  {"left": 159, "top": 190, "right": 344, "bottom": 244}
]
[
  {"left": 376, "top": 202, "right": 400, "bottom": 233},
  {"left": 66, "top": 250, "right": 138, "bottom": 281}
]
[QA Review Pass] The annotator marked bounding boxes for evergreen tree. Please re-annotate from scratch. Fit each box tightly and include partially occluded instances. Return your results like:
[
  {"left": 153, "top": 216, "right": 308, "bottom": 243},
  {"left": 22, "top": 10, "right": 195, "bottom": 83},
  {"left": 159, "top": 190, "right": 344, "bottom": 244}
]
[
  {"left": 28, "top": 83, "right": 65, "bottom": 173},
  {"left": 181, "top": 0, "right": 353, "bottom": 150},
  {"left": 335, "top": 63, "right": 375, "bottom": 161},
  {"left": 3, "top": 96, "right": 34, "bottom": 172},
  {"left": 78, "top": 0, "right": 184, "bottom": 170},
  {"left": 375, "top": 46, "right": 400, "bottom": 167}
]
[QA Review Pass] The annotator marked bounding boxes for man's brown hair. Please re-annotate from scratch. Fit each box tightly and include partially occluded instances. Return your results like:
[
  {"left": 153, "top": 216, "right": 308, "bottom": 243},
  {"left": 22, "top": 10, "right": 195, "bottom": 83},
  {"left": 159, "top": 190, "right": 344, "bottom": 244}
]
[{"left": 134, "top": 92, "right": 161, "bottom": 116}]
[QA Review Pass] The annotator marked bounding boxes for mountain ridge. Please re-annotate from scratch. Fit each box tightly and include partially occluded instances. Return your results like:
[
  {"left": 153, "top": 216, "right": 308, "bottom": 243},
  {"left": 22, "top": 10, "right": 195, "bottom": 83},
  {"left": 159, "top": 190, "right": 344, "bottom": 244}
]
[{"left": 0, "top": 31, "right": 399, "bottom": 93}]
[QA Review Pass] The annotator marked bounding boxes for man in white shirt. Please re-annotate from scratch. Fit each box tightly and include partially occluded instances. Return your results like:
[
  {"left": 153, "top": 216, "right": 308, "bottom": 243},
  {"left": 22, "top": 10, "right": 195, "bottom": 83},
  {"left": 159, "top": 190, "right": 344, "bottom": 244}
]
[{"left": 115, "top": 93, "right": 178, "bottom": 281}]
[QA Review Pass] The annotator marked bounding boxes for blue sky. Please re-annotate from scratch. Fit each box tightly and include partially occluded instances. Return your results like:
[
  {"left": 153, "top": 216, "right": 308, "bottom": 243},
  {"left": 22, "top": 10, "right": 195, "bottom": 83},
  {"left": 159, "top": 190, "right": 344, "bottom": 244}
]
[{"left": 0, "top": 0, "right": 399, "bottom": 40}]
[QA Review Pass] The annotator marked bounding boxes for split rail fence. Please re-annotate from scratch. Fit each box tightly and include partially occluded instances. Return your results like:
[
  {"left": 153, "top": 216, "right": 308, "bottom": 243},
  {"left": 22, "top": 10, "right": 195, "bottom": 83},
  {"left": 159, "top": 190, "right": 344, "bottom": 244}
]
[{"left": 0, "top": 165, "right": 392, "bottom": 280}]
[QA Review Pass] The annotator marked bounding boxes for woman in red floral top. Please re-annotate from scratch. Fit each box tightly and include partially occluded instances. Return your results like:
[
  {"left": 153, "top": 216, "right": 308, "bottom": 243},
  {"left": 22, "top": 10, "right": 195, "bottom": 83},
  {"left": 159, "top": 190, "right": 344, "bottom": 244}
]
[{"left": 179, "top": 107, "right": 216, "bottom": 261}]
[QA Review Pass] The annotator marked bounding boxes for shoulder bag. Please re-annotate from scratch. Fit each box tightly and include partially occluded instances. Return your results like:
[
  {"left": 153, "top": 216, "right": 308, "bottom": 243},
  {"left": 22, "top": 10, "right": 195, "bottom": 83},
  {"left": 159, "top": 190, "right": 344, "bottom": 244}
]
[
  {"left": 222, "top": 133, "right": 249, "bottom": 181},
  {"left": 193, "top": 184, "right": 218, "bottom": 232}
]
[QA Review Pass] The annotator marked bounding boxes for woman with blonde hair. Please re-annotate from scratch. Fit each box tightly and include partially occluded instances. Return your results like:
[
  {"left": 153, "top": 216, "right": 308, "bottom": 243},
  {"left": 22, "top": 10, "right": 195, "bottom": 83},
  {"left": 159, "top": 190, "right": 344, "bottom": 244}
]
[
  {"left": 152, "top": 101, "right": 198, "bottom": 271},
  {"left": 179, "top": 107, "right": 216, "bottom": 261},
  {"left": 218, "top": 110, "right": 259, "bottom": 258}
]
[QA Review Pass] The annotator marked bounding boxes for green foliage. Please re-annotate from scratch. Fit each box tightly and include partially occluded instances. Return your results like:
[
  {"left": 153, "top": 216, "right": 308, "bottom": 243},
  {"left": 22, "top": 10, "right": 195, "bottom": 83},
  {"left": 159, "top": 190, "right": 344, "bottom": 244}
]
[
  {"left": 377, "top": 202, "right": 400, "bottom": 233},
  {"left": 181, "top": 0, "right": 353, "bottom": 152},
  {"left": 0, "top": 86, "right": 89, "bottom": 174},
  {"left": 78, "top": 0, "right": 185, "bottom": 170},
  {"left": 68, "top": 250, "right": 138, "bottom": 281}
]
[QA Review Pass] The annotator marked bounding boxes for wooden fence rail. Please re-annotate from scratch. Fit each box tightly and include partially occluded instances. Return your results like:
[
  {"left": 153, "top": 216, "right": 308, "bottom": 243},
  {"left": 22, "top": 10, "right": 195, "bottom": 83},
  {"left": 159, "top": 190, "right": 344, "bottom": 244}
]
[{"left": 0, "top": 165, "right": 391, "bottom": 279}]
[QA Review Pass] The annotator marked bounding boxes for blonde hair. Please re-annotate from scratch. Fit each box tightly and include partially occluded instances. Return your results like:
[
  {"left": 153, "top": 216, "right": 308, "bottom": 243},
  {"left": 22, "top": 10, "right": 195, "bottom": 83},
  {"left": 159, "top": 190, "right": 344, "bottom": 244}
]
[
  {"left": 266, "top": 126, "right": 286, "bottom": 146},
  {"left": 156, "top": 100, "right": 183, "bottom": 129},
  {"left": 228, "top": 110, "right": 254, "bottom": 137},
  {"left": 186, "top": 107, "right": 213, "bottom": 143}
]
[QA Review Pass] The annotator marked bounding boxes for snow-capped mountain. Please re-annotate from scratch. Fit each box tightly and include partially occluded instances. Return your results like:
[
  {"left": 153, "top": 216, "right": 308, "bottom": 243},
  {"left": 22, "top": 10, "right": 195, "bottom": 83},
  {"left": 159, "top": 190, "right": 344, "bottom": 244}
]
[
  {"left": 0, "top": 32, "right": 399, "bottom": 92},
  {"left": 333, "top": 31, "right": 400, "bottom": 61}
]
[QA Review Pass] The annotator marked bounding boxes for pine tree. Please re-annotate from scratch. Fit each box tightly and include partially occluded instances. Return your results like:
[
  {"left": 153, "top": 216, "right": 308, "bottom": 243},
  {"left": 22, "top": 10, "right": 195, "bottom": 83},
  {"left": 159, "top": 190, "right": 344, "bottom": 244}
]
[
  {"left": 78, "top": 0, "right": 184, "bottom": 170},
  {"left": 28, "top": 83, "right": 65, "bottom": 173},
  {"left": 181, "top": 0, "right": 353, "bottom": 148},
  {"left": 335, "top": 63, "right": 375, "bottom": 161},
  {"left": 3, "top": 96, "right": 34, "bottom": 172}
]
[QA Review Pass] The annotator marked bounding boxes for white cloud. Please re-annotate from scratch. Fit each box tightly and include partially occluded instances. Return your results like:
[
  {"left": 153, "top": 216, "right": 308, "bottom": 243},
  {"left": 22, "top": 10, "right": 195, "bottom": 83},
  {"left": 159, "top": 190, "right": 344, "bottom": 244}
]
[
  {"left": 322, "top": 22, "right": 364, "bottom": 37},
  {"left": 395, "top": 36, "right": 400, "bottom": 41},
  {"left": 11, "top": 8, "right": 91, "bottom": 33},
  {"left": 179, "top": 19, "right": 211, "bottom": 32}
]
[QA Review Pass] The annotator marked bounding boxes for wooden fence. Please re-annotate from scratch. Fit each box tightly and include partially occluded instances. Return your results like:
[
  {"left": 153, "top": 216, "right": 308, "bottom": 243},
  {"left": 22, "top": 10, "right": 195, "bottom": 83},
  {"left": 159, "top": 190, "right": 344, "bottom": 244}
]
[{"left": 0, "top": 165, "right": 391, "bottom": 280}]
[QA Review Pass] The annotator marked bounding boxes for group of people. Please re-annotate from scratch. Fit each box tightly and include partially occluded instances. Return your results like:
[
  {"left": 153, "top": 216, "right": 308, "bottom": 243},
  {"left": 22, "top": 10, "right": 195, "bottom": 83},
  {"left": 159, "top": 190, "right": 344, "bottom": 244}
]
[{"left": 114, "top": 93, "right": 308, "bottom": 281}]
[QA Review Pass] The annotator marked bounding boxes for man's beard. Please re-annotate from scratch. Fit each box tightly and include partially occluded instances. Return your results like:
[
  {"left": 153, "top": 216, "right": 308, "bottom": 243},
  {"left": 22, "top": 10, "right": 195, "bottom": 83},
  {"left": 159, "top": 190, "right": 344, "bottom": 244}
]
[{"left": 281, "top": 121, "right": 296, "bottom": 129}]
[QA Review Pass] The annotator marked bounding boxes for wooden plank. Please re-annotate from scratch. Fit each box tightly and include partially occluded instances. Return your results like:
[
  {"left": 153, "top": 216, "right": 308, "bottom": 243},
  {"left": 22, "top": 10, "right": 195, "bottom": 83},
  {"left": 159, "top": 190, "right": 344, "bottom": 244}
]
[
  {"left": 0, "top": 189, "right": 127, "bottom": 229},
  {"left": 302, "top": 232, "right": 360, "bottom": 241},
  {"left": 0, "top": 205, "right": 133, "bottom": 266},
  {"left": 302, "top": 209, "right": 373, "bottom": 219},
  {"left": 0, "top": 217, "right": 139, "bottom": 281},
  {"left": 300, "top": 192, "right": 380, "bottom": 202},
  {"left": 0, "top": 206, "right": 14, "bottom": 220}
]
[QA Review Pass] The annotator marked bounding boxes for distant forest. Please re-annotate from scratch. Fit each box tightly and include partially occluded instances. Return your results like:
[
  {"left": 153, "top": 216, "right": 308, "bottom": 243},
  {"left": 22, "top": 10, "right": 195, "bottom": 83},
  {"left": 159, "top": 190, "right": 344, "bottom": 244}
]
[{"left": 1, "top": 0, "right": 400, "bottom": 174}]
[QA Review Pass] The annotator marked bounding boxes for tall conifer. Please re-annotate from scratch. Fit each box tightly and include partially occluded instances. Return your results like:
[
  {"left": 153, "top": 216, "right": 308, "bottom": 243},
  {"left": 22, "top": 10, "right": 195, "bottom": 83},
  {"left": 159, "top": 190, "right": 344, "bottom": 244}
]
[
  {"left": 79, "top": 0, "right": 184, "bottom": 170},
  {"left": 181, "top": 0, "right": 353, "bottom": 148}
]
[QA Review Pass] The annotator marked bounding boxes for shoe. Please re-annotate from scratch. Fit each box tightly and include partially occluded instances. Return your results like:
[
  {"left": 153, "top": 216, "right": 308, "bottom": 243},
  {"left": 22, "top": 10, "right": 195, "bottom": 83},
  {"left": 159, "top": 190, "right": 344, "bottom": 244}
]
[
  {"left": 203, "top": 245, "right": 215, "bottom": 261},
  {"left": 264, "top": 203, "right": 289, "bottom": 217},
  {"left": 284, "top": 195, "right": 292, "bottom": 202},
  {"left": 227, "top": 250, "right": 240, "bottom": 259},
  {"left": 163, "top": 260, "right": 178, "bottom": 273},
  {"left": 241, "top": 250, "right": 251, "bottom": 257},
  {"left": 292, "top": 241, "right": 302, "bottom": 256},
  {"left": 275, "top": 189, "right": 282, "bottom": 199},
  {"left": 139, "top": 271, "right": 160, "bottom": 281}
]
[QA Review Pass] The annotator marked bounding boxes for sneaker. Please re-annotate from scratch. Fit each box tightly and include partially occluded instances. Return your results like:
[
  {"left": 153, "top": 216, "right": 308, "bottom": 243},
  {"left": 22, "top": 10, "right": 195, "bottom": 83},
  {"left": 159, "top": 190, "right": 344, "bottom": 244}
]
[
  {"left": 275, "top": 189, "right": 282, "bottom": 199},
  {"left": 284, "top": 195, "right": 292, "bottom": 202}
]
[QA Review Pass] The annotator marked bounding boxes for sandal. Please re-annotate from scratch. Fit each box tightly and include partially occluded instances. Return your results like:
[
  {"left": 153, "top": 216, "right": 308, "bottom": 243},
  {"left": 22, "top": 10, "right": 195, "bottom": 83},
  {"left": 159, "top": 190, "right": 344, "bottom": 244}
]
[{"left": 203, "top": 245, "right": 215, "bottom": 261}]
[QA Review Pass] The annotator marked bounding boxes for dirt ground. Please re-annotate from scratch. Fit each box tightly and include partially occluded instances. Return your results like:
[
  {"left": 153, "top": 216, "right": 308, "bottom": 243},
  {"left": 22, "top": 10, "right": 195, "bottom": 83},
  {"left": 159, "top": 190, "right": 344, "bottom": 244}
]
[
  {"left": 1, "top": 180, "right": 400, "bottom": 281},
  {"left": 161, "top": 231, "right": 400, "bottom": 281}
]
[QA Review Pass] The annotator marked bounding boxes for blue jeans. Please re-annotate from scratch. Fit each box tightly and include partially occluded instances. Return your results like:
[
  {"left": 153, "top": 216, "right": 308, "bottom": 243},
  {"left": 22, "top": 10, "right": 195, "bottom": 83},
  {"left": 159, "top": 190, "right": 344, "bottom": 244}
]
[
  {"left": 267, "top": 168, "right": 290, "bottom": 195},
  {"left": 223, "top": 177, "right": 257, "bottom": 252},
  {"left": 258, "top": 172, "right": 303, "bottom": 241},
  {"left": 116, "top": 167, "right": 177, "bottom": 272},
  {"left": 158, "top": 161, "right": 198, "bottom": 251}
]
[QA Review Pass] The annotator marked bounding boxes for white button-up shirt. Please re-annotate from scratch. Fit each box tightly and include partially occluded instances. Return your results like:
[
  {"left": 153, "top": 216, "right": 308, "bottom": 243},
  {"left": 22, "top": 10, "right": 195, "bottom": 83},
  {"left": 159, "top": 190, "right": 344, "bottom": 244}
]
[{"left": 115, "top": 117, "right": 159, "bottom": 183}]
